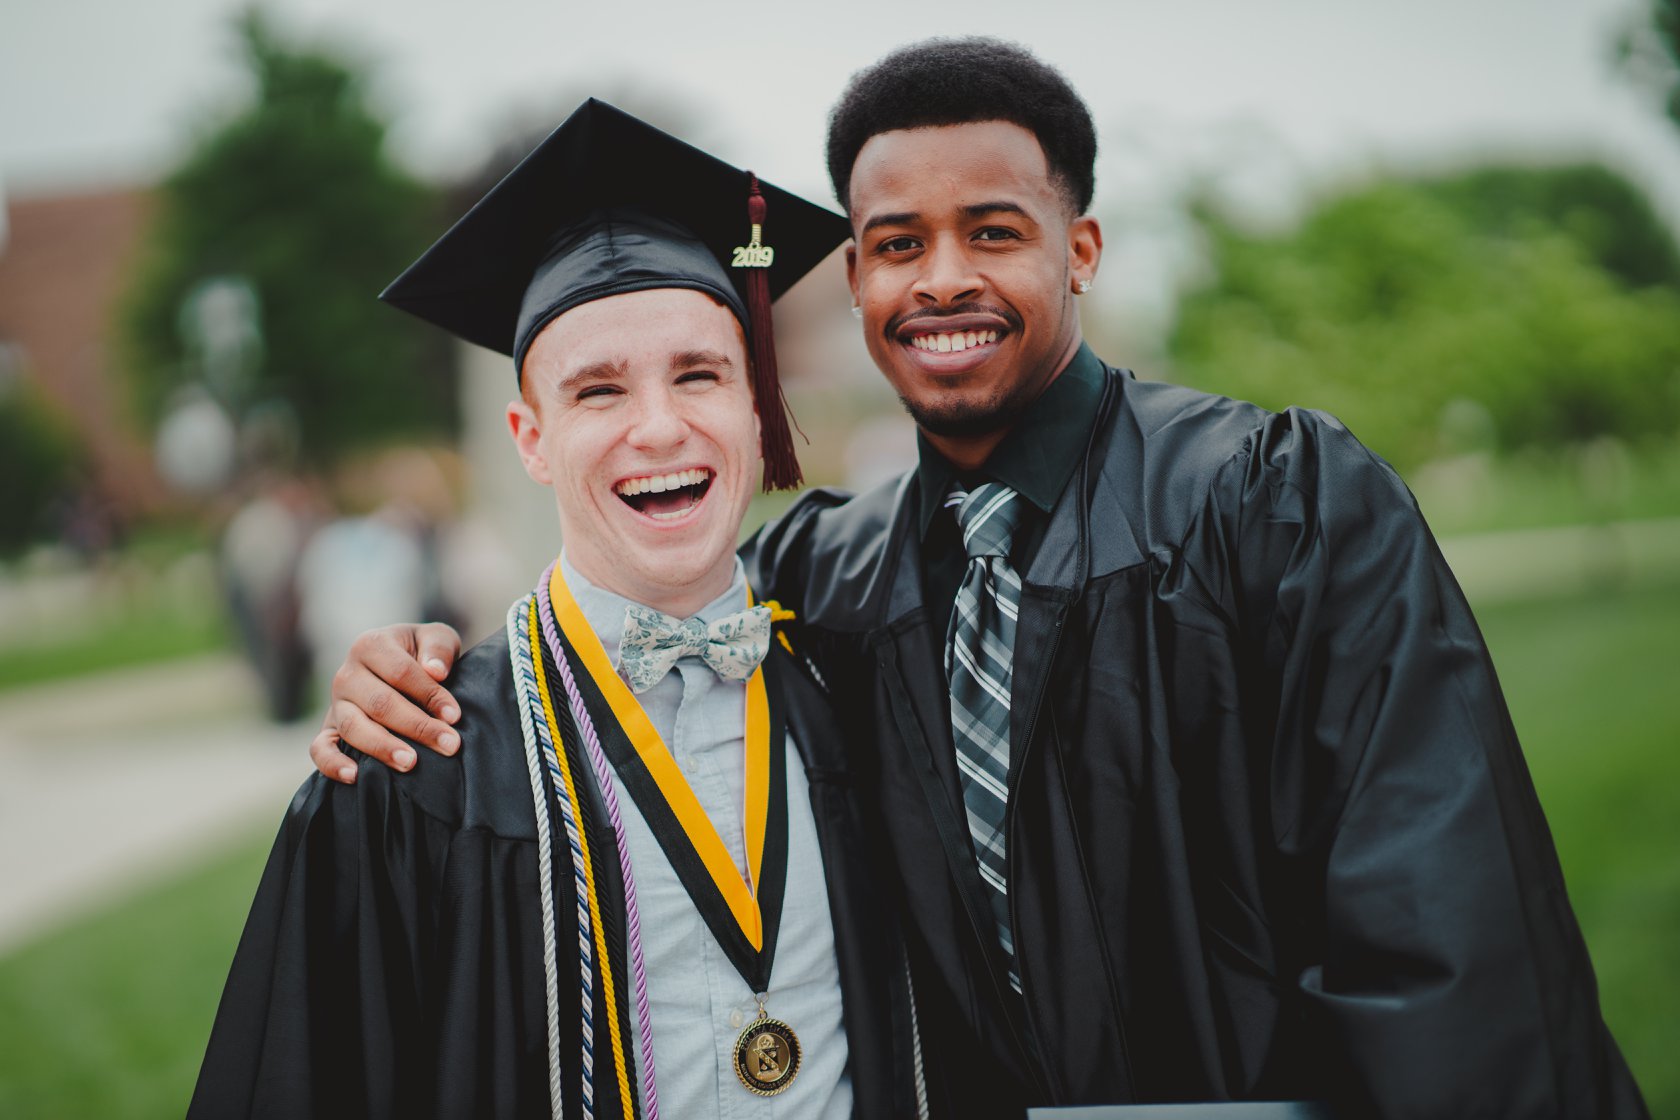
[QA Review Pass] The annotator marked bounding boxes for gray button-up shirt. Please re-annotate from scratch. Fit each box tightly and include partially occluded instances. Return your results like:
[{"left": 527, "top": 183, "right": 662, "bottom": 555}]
[{"left": 562, "top": 554, "right": 852, "bottom": 1119}]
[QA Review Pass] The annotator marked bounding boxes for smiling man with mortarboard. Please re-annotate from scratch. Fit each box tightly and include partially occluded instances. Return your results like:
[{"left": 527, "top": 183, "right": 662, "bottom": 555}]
[{"left": 189, "top": 102, "right": 927, "bottom": 1119}]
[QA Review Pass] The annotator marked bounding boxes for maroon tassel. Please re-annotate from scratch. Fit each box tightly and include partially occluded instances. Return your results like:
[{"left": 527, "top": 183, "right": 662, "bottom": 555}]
[{"left": 742, "top": 174, "right": 803, "bottom": 491}]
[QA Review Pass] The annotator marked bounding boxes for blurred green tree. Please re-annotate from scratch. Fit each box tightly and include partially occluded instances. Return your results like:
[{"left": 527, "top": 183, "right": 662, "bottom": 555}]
[
  {"left": 1166, "top": 164, "right": 1680, "bottom": 469},
  {"left": 1620, "top": 0, "right": 1680, "bottom": 131},
  {"left": 0, "top": 378, "right": 83, "bottom": 557},
  {"left": 120, "top": 11, "right": 449, "bottom": 465}
]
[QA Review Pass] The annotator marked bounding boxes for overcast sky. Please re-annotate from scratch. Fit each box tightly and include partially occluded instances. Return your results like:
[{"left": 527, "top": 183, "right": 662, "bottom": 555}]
[
  {"left": 5, "top": 0, "right": 1677, "bottom": 509},
  {"left": 5, "top": 0, "right": 1679, "bottom": 319}
]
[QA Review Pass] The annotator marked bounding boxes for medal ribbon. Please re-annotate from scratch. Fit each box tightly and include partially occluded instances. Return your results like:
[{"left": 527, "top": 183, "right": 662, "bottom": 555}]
[{"left": 547, "top": 564, "right": 773, "bottom": 952}]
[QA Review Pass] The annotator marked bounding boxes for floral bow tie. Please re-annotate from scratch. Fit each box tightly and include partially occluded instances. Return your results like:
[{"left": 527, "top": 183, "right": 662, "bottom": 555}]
[{"left": 618, "top": 602, "right": 773, "bottom": 694}]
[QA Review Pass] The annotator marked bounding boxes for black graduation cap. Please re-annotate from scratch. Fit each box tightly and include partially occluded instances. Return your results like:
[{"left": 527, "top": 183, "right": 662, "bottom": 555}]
[{"left": 381, "top": 98, "right": 852, "bottom": 490}]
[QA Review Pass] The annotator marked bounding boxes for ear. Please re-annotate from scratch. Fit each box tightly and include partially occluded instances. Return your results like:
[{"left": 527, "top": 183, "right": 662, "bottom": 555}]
[
  {"left": 506, "top": 398, "right": 552, "bottom": 486},
  {"left": 843, "top": 239, "right": 860, "bottom": 305},
  {"left": 1067, "top": 215, "right": 1103, "bottom": 291}
]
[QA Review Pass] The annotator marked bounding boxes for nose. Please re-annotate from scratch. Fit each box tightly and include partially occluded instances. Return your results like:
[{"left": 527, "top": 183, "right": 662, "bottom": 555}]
[
  {"left": 626, "top": 386, "right": 691, "bottom": 451},
  {"left": 911, "top": 234, "right": 982, "bottom": 306}
]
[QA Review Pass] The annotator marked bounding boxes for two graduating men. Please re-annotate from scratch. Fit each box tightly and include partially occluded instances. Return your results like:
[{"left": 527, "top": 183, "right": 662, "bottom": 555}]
[
  {"left": 193, "top": 103, "right": 927, "bottom": 1118},
  {"left": 310, "top": 39, "right": 1646, "bottom": 1119}
]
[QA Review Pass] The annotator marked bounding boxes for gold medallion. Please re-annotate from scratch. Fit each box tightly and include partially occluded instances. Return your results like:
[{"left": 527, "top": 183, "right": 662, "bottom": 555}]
[{"left": 732, "top": 1015, "right": 801, "bottom": 1097}]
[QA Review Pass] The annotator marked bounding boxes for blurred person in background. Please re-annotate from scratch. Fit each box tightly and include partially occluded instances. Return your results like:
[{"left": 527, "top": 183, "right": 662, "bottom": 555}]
[
  {"left": 191, "top": 103, "right": 925, "bottom": 1118},
  {"left": 311, "top": 40, "right": 1646, "bottom": 1119},
  {"left": 294, "top": 447, "right": 466, "bottom": 710},
  {"left": 294, "top": 496, "right": 429, "bottom": 708},
  {"left": 221, "top": 472, "right": 322, "bottom": 722}
]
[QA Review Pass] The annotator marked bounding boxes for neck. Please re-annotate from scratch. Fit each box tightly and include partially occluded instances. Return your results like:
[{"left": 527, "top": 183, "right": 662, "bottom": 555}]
[
  {"left": 920, "top": 331, "right": 1084, "bottom": 472},
  {"left": 565, "top": 551, "right": 736, "bottom": 619},
  {"left": 920, "top": 428, "right": 1006, "bottom": 474}
]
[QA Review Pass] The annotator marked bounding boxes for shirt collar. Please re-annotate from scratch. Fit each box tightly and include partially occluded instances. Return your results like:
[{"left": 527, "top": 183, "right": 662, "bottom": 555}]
[
  {"left": 559, "top": 552, "right": 750, "bottom": 668},
  {"left": 915, "top": 342, "right": 1107, "bottom": 539}
]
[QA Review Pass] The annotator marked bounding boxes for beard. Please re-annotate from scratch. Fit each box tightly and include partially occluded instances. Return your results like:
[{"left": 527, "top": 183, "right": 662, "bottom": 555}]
[
  {"left": 880, "top": 302, "right": 1044, "bottom": 439},
  {"left": 896, "top": 375, "right": 1042, "bottom": 440}
]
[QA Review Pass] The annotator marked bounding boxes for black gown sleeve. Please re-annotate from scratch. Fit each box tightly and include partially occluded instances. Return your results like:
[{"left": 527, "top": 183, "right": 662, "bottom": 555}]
[
  {"left": 187, "top": 760, "right": 459, "bottom": 1119},
  {"left": 739, "top": 486, "right": 848, "bottom": 605},
  {"left": 1209, "top": 409, "right": 1646, "bottom": 1118}
]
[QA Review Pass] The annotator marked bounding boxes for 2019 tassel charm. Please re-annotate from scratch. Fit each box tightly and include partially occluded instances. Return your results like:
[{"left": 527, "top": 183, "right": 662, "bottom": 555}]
[{"left": 736, "top": 173, "right": 804, "bottom": 491}]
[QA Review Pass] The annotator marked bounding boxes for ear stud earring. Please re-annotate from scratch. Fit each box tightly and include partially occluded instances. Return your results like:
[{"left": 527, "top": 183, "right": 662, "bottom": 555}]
[
  {"left": 1076, "top": 279, "right": 1092, "bottom": 295},
  {"left": 851, "top": 305, "right": 863, "bottom": 318}
]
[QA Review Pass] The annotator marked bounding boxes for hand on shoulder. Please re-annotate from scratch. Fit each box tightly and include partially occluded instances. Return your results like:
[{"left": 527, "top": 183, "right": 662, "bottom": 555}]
[{"left": 309, "top": 621, "right": 464, "bottom": 783}]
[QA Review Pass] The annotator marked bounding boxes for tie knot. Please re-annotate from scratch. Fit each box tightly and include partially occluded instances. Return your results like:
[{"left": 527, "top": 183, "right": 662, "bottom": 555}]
[{"left": 949, "top": 482, "right": 1022, "bottom": 560}]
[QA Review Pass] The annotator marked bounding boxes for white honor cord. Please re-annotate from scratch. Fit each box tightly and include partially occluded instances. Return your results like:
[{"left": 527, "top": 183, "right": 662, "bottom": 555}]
[
  {"left": 905, "top": 945, "right": 928, "bottom": 1120},
  {"left": 510, "top": 597, "right": 567, "bottom": 1119}
]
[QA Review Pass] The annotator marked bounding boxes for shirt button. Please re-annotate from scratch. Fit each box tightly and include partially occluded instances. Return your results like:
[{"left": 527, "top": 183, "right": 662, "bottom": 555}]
[{"left": 729, "top": 1009, "right": 745, "bottom": 1028}]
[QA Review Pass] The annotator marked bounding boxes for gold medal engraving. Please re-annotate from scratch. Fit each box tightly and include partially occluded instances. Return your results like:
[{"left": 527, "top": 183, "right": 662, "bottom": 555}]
[{"left": 732, "top": 1015, "right": 801, "bottom": 1096}]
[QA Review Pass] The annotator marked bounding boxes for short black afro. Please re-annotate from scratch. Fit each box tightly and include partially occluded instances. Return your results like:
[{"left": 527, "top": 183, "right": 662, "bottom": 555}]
[{"left": 826, "top": 38, "right": 1097, "bottom": 216}]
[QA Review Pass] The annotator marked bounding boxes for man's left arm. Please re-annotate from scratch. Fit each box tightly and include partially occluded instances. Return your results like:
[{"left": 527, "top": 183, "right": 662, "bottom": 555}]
[{"left": 1233, "top": 410, "right": 1646, "bottom": 1118}]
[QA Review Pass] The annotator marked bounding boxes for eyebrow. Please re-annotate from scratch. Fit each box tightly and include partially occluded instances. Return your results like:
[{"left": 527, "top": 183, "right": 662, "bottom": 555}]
[
  {"left": 860, "top": 200, "right": 1032, "bottom": 235},
  {"left": 860, "top": 210, "right": 920, "bottom": 235},
  {"left": 670, "top": 349, "right": 734, "bottom": 371},
  {"left": 555, "top": 358, "right": 629, "bottom": 394}
]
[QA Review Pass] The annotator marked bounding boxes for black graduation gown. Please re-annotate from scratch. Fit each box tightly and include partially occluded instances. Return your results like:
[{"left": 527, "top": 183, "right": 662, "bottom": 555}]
[
  {"left": 746, "top": 363, "right": 1647, "bottom": 1119},
  {"left": 189, "top": 621, "right": 924, "bottom": 1119}
]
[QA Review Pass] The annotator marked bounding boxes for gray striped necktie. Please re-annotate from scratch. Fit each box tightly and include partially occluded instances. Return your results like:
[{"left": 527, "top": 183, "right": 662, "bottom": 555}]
[{"left": 944, "top": 481, "right": 1025, "bottom": 993}]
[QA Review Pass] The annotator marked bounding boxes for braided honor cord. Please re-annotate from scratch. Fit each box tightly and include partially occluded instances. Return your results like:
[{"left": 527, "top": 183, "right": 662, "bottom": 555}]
[
  {"left": 538, "top": 562, "right": 660, "bottom": 1120},
  {"left": 509, "top": 596, "right": 567, "bottom": 1118}
]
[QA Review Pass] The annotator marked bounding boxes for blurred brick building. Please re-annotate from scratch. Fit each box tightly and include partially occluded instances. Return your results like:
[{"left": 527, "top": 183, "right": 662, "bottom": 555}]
[{"left": 0, "top": 186, "right": 165, "bottom": 518}]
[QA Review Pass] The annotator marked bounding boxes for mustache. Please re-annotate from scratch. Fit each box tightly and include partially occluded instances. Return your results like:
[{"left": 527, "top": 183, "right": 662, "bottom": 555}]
[{"left": 884, "top": 302, "right": 1022, "bottom": 338}]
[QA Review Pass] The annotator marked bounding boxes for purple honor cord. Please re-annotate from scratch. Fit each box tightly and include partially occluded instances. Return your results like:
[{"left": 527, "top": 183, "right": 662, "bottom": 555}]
[{"left": 538, "top": 563, "right": 660, "bottom": 1120}]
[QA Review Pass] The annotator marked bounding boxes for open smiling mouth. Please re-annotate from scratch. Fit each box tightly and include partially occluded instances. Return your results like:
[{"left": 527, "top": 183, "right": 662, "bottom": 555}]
[{"left": 614, "top": 468, "right": 714, "bottom": 522}]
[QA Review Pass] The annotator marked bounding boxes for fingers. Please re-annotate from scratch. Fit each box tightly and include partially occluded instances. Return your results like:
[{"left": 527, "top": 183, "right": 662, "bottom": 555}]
[
  {"left": 330, "top": 662, "right": 459, "bottom": 760},
  {"left": 343, "top": 627, "right": 462, "bottom": 731},
  {"left": 414, "top": 621, "right": 464, "bottom": 683},
  {"left": 309, "top": 724, "right": 359, "bottom": 785},
  {"left": 330, "top": 694, "right": 428, "bottom": 770},
  {"left": 313, "top": 623, "right": 468, "bottom": 781}
]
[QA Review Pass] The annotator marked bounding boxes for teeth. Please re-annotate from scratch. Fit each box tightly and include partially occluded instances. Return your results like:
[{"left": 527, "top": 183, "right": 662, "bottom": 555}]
[
  {"left": 910, "top": 329, "right": 1000, "bottom": 352},
  {"left": 615, "top": 468, "right": 709, "bottom": 496}
]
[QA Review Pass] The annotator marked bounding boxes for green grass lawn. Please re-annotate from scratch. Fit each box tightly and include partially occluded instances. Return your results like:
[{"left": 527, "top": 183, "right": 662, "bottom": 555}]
[
  {"left": 1476, "top": 584, "right": 1680, "bottom": 1114},
  {"left": 1410, "top": 443, "right": 1680, "bottom": 537},
  {"left": 0, "top": 583, "right": 1675, "bottom": 1117},
  {"left": 0, "top": 829, "right": 273, "bottom": 1118},
  {"left": 0, "top": 594, "right": 231, "bottom": 691},
  {"left": 0, "top": 528, "right": 232, "bottom": 692}
]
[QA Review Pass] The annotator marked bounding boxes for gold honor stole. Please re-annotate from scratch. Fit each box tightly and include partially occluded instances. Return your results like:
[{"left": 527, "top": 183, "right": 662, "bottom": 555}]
[{"left": 545, "top": 565, "right": 790, "bottom": 996}]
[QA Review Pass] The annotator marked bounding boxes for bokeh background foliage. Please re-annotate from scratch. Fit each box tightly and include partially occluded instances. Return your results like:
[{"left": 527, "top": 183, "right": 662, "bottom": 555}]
[
  {"left": 0, "top": 381, "right": 83, "bottom": 557},
  {"left": 1171, "top": 163, "right": 1680, "bottom": 472},
  {"left": 119, "top": 11, "right": 451, "bottom": 461}
]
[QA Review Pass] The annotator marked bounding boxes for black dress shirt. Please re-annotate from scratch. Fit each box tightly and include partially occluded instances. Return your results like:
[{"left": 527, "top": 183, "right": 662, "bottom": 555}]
[{"left": 913, "top": 343, "right": 1107, "bottom": 631}]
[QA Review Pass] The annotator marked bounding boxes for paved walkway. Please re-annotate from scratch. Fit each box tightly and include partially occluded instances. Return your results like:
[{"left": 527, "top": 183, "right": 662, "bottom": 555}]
[{"left": 0, "top": 654, "right": 312, "bottom": 954}]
